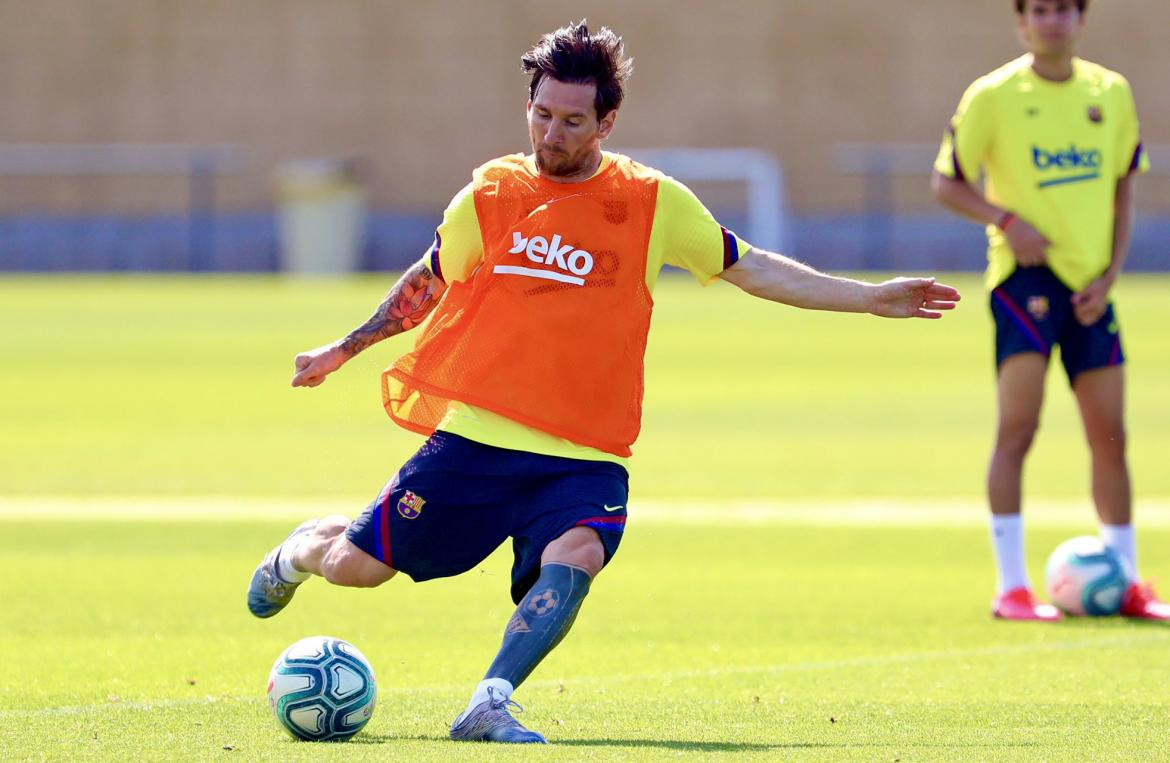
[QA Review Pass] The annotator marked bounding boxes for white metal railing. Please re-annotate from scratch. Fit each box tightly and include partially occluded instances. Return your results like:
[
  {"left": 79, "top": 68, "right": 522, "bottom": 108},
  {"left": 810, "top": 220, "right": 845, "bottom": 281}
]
[{"left": 0, "top": 144, "right": 245, "bottom": 270}]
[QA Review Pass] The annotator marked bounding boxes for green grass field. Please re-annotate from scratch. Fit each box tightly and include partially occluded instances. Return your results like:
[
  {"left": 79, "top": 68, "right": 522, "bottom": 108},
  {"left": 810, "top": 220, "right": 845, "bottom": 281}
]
[
  {"left": 2, "top": 274, "right": 1169, "bottom": 499},
  {"left": 2, "top": 274, "right": 1169, "bottom": 760}
]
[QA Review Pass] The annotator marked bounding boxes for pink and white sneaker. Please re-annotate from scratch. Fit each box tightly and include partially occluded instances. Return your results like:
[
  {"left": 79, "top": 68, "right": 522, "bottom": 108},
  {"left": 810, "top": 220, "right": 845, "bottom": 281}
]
[
  {"left": 992, "top": 586, "right": 1062, "bottom": 622},
  {"left": 1120, "top": 581, "right": 1170, "bottom": 621}
]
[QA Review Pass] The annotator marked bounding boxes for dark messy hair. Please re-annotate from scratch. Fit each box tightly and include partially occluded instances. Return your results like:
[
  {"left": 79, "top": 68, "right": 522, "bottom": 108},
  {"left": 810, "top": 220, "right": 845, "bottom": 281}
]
[
  {"left": 1015, "top": 0, "right": 1087, "bottom": 13},
  {"left": 520, "top": 21, "right": 634, "bottom": 120}
]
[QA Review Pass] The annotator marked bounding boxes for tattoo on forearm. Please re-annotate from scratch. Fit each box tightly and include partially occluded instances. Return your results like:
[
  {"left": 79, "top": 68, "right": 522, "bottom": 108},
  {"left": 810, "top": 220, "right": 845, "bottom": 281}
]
[{"left": 338, "top": 263, "right": 439, "bottom": 356}]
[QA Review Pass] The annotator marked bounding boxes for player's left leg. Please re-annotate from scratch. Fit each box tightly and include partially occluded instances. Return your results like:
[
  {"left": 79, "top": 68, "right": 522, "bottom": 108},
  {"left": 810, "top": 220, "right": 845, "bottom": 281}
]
[
  {"left": 484, "top": 526, "right": 603, "bottom": 685},
  {"left": 450, "top": 528, "right": 604, "bottom": 745},
  {"left": 1072, "top": 365, "right": 1131, "bottom": 527},
  {"left": 451, "top": 462, "right": 628, "bottom": 744},
  {"left": 1066, "top": 312, "right": 1170, "bottom": 620}
]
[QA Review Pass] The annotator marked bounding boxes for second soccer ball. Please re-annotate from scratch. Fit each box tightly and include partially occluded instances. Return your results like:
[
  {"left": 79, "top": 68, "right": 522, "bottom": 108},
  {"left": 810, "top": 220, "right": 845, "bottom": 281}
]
[{"left": 1045, "top": 536, "right": 1132, "bottom": 616}]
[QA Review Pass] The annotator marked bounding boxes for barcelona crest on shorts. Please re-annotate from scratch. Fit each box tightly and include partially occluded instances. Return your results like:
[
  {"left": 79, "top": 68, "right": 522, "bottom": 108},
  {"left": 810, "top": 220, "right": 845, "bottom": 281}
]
[
  {"left": 1027, "top": 295, "right": 1050, "bottom": 322},
  {"left": 397, "top": 490, "right": 425, "bottom": 519}
]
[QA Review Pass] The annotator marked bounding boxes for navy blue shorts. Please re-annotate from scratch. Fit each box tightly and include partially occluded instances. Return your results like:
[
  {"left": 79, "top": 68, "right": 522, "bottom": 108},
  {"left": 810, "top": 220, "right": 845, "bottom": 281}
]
[
  {"left": 990, "top": 266, "right": 1124, "bottom": 383},
  {"left": 346, "top": 432, "right": 629, "bottom": 604}
]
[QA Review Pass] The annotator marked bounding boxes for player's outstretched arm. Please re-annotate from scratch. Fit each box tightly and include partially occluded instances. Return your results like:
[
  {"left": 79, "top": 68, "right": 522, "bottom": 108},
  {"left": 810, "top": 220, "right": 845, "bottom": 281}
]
[
  {"left": 291, "top": 258, "right": 447, "bottom": 388},
  {"left": 720, "top": 247, "right": 960, "bottom": 319}
]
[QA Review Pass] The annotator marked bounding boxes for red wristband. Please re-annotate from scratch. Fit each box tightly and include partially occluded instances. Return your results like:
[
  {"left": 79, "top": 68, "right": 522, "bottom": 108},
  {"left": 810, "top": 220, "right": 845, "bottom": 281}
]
[{"left": 997, "top": 212, "right": 1018, "bottom": 231}]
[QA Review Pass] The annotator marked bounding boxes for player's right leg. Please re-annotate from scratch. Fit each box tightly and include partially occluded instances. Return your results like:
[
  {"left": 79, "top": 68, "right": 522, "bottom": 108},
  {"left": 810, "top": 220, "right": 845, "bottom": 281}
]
[
  {"left": 294, "top": 516, "right": 398, "bottom": 586},
  {"left": 248, "top": 431, "right": 511, "bottom": 619},
  {"left": 988, "top": 352, "right": 1047, "bottom": 519},
  {"left": 988, "top": 352, "right": 1059, "bottom": 621},
  {"left": 987, "top": 272, "right": 1061, "bottom": 621},
  {"left": 246, "top": 514, "right": 396, "bottom": 618}
]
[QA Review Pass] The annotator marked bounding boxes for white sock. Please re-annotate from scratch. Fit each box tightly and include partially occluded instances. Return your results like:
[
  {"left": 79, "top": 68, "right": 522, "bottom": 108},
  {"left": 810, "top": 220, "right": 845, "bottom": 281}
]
[
  {"left": 1100, "top": 523, "right": 1137, "bottom": 577},
  {"left": 276, "top": 539, "right": 311, "bottom": 583},
  {"left": 990, "top": 514, "right": 1029, "bottom": 595},
  {"left": 455, "top": 678, "right": 514, "bottom": 724}
]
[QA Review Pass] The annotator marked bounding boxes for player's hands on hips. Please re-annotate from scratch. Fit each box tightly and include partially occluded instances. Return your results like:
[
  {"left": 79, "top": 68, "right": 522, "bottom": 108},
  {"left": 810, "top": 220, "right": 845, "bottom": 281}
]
[
  {"left": 868, "top": 277, "right": 961, "bottom": 319},
  {"left": 291, "top": 343, "right": 351, "bottom": 387},
  {"left": 1070, "top": 274, "right": 1113, "bottom": 326},
  {"left": 1004, "top": 218, "right": 1049, "bottom": 267}
]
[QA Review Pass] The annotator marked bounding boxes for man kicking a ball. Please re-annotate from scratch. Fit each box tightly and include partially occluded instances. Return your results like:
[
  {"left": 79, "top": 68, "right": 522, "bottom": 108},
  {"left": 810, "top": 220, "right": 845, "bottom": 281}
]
[{"left": 249, "top": 21, "right": 961, "bottom": 744}]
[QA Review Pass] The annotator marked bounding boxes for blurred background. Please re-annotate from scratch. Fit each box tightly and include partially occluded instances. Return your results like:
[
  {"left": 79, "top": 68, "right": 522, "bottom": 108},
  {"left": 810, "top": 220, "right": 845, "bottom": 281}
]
[
  {"left": 2, "top": 0, "right": 1167, "bottom": 275},
  {"left": 5, "top": 7, "right": 1170, "bottom": 753}
]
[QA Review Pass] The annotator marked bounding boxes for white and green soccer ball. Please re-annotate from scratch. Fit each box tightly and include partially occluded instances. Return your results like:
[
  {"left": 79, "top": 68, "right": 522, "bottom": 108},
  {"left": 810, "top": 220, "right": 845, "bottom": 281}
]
[
  {"left": 267, "top": 636, "right": 377, "bottom": 741},
  {"left": 1045, "top": 536, "right": 1132, "bottom": 616}
]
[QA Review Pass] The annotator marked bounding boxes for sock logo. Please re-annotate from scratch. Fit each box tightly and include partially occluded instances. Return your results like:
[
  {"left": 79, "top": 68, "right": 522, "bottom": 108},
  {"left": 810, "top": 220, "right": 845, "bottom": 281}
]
[
  {"left": 505, "top": 612, "right": 531, "bottom": 634},
  {"left": 526, "top": 588, "right": 560, "bottom": 616}
]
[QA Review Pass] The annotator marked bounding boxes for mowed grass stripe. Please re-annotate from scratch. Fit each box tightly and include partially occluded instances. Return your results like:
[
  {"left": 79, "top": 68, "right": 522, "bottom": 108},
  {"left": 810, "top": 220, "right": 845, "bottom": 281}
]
[
  {"left": 4, "top": 631, "right": 1166, "bottom": 720},
  {"left": 3, "top": 274, "right": 1169, "bottom": 501},
  {"left": 5, "top": 518, "right": 1169, "bottom": 759},
  {"left": 4, "top": 496, "right": 1170, "bottom": 527}
]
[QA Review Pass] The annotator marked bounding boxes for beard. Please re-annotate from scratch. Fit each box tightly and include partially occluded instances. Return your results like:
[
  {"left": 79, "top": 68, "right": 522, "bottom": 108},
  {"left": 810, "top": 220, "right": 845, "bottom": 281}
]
[{"left": 534, "top": 146, "right": 593, "bottom": 178}]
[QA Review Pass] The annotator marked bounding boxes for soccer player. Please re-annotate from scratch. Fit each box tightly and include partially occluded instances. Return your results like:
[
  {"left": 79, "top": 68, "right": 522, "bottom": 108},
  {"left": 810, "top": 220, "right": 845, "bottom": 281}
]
[
  {"left": 932, "top": 0, "right": 1166, "bottom": 621},
  {"left": 248, "top": 22, "right": 961, "bottom": 743}
]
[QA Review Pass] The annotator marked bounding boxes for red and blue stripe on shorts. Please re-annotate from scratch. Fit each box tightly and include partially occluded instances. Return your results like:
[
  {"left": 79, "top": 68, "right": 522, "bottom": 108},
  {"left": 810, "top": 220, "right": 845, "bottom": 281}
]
[{"left": 574, "top": 514, "right": 627, "bottom": 534}]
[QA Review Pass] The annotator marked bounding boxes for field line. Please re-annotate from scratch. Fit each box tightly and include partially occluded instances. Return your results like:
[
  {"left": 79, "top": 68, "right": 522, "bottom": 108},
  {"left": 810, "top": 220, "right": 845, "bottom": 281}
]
[
  {"left": 3, "top": 496, "right": 1170, "bottom": 527},
  {"left": 0, "top": 695, "right": 250, "bottom": 719},
  {"left": 6, "top": 632, "right": 1166, "bottom": 720},
  {"left": 561, "top": 631, "right": 1170, "bottom": 687}
]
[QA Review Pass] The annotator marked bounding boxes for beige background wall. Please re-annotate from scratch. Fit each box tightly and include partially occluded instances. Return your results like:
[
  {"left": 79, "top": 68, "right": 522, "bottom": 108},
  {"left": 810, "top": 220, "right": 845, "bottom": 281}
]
[{"left": 2, "top": 0, "right": 1167, "bottom": 214}]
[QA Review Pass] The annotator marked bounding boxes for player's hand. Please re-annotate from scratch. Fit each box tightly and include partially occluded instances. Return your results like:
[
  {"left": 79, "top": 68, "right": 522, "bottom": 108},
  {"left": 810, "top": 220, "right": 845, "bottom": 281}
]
[
  {"left": 868, "top": 277, "right": 961, "bottom": 319},
  {"left": 1070, "top": 275, "right": 1112, "bottom": 327},
  {"left": 1004, "top": 218, "right": 1049, "bottom": 267},
  {"left": 291, "top": 343, "right": 351, "bottom": 388}
]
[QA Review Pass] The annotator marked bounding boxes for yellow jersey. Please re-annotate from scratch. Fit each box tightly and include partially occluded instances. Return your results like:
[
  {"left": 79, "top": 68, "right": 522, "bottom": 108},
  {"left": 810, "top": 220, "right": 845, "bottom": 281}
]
[
  {"left": 934, "top": 55, "right": 1149, "bottom": 291},
  {"left": 423, "top": 151, "right": 753, "bottom": 466}
]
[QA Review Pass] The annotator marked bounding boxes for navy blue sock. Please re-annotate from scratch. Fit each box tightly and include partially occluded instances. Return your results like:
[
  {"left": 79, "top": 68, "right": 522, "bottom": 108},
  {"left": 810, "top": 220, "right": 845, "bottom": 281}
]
[{"left": 484, "top": 562, "right": 592, "bottom": 687}]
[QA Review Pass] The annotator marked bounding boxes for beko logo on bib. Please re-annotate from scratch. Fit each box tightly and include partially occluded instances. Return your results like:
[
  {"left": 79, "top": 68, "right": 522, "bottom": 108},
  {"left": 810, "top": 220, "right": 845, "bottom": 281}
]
[
  {"left": 509, "top": 232, "right": 594, "bottom": 275},
  {"left": 493, "top": 231, "right": 595, "bottom": 286}
]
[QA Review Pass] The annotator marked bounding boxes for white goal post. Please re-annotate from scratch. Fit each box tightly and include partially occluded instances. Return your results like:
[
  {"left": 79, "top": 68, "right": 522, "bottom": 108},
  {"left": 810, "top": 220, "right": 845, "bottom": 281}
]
[{"left": 620, "top": 147, "right": 789, "bottom": 254}]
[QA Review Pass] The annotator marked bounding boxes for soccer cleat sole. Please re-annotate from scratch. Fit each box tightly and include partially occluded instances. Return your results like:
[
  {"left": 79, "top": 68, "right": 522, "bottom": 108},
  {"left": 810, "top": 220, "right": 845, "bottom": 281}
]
[{"left": 246, "top": 519, "right": 318, "bottom": 618}]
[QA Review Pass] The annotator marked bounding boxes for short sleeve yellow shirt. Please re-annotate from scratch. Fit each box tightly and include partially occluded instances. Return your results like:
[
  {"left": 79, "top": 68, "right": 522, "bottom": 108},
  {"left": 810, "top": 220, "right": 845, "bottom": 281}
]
[
  {"left": 423, "top": 152, "right": 753, "bottom": 465},
  {"left": 934, "top": 56, "right": 1149, "bottom": 291}
]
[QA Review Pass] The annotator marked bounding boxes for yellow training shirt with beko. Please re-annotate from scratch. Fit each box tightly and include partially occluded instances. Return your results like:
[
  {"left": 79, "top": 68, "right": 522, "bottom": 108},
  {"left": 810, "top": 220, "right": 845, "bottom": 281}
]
[
  {"left": 398, "top": 151, "right": 752, "bottom": 467},
  {"left": 934, "top": 56, "right": 1149, "bottom": 291}
]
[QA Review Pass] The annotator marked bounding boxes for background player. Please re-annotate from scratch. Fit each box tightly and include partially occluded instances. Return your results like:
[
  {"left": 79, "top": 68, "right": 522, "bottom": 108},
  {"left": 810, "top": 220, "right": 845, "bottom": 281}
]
[
  {"left": 249, "top": 21, "right": 961, "bottom": 744},
  {"left": 932, "top": 0, "right": 1166, "bottom": 621}
]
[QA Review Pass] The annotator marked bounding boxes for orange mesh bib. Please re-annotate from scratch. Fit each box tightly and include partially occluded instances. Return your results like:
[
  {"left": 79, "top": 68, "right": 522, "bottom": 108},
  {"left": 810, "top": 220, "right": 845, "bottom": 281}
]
[{"left": 382, "top": 154, "right": 659, "bottom": 457}]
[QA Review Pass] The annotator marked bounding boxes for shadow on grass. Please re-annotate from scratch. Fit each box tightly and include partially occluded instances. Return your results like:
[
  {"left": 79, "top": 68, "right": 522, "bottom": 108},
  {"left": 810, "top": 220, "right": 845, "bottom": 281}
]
[
  {"left": 350, "top": 735, "right": 830, "bottom": 751},
  {"left": 349, "top": 734, "right": 448, "bottom": 744},
  {"left": 351, "top": 735, "right": 1041, "bottom": 752},
  {"left": 559, "top": 739, "right": 838, "bottom": 752},
  {"left": 556, "top": 739, "right": 1043, "bottom": 752}
]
